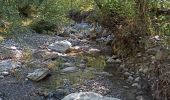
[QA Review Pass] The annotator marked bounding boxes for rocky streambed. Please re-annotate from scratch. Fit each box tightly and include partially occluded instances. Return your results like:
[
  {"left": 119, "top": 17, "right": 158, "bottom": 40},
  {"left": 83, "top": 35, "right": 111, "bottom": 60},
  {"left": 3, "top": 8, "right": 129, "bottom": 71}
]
[{"left": 0, "top": 23, "right": 153, "bottom": 100}]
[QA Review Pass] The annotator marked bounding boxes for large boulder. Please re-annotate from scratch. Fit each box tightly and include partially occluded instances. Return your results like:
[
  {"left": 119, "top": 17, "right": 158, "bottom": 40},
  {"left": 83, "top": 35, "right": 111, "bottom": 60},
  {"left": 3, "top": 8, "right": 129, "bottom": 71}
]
[
  {"left": 48, "top": 40, "right": 72, "bottom": 53},
  {"left": 62, "top": 92, "right": 120, "bottom": 100}
]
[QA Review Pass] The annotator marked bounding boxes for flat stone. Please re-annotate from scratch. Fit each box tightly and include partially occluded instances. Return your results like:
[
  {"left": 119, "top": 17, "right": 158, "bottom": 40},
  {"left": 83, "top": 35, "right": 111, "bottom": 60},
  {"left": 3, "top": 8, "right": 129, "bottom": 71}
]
[
  {"left": 62, "top": 92, "right": 120, "bottom": 100},
  {"left": 27, "top": 68, "right": 50, "bottom": 81},
  {"left": 48, "top": 40, "right": 72, "bottom": 53},
  {"left": 61, "top": 67, "right": 78, "bottom": 73}
]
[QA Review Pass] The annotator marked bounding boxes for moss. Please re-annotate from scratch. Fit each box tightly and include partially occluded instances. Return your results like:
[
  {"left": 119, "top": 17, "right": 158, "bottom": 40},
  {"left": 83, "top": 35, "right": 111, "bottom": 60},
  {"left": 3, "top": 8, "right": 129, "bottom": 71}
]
[
  {"left": 41, "top": 70, "right": 94, "bottom": 90},
  {"left": 86, "top": 55, "right": 106, "bottom": 70}
]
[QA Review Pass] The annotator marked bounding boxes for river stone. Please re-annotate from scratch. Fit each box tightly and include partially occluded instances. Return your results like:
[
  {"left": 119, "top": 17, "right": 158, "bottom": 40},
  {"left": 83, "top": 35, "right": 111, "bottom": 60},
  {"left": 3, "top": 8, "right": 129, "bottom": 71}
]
[
  {"left": 0, "top": 60, "right": 20, "bottom": 72},
  {"left": 62, "top": 92, "right": 120, "bottom": 100},
  {"left": 48, "top": 40, "right": 72, "bottom": 53},
  {"left": 27, "top": 68, "right": 49, "bottom": 81},
  {"left": 61, "top": 67, "right": 78, "bottom": 73}
]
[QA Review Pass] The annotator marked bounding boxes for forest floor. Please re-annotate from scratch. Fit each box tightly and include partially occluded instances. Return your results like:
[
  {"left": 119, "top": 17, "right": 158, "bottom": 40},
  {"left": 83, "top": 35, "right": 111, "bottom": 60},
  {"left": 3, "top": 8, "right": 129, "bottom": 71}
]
[{"left": 0, "top": 23, "right": 154, "bottom": 100}]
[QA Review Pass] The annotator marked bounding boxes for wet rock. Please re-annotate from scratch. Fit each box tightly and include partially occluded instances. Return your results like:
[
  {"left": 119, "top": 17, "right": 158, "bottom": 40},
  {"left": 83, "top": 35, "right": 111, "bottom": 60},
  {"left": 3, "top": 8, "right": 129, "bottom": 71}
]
[
  {"left": 48, "top": 40, "right": 72, "bottom": 53},
  {"left": 27, "top": 68, "right": 50, "bottom": 81},
  {"left": 0, "top": 60, "right": 21, "bottom": 72},
  {"left": 62, "top": 92, "right": 120, "bottom": 100},
  {"left": 61, "top": 67, "right": 78, "bottom": 73}
]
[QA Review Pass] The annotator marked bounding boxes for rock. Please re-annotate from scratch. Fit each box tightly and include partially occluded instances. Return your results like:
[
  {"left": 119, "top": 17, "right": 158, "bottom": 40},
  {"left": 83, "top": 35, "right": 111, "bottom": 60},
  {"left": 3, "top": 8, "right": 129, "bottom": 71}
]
[
  {"left": 136, "top": 96, "right": 144, "bottom": 100},
  {"left": 61, "top": 63, "right": 75, "bottom": 68},
  {"left": 48, "top": 40, "right": 72, "bottom": 53},
  {"left": 135, "top": 77, "right": 140, "bottom": 82},
  {"left": 27, "top": 68, "right": 50, "bottom": 81},
  {"left": 87, "top": 48, "right": 100, "bottom": 54},
  {"left": 61, "top": 67, "right": 78, "bottom": 73},
  {"left": 1, "top": 71, "right": 9, "bottom": 76},
  {"left": 0, "top": 75, "right": 4, "bottom": 79},
  {"left": 124, "top": 72, "right": 131, "bottom": 76},
  {"left": 0, "top": 47, "right": 14, "bottom": 59},
  {"left": 33, "top": 50, "right": 58, "bottom": 61},
  {"left": 107, "top": 57, "right": 121, "bottom": 63},
  {"left": 95, "top": 72, "right": 113, "bottom": 77},
  {"left": 127, "top": 76, "right": 134, "bottom": 82},
  {"left": 48, "top": 89, "right": 66, "bottom": 100},
  {"left": 0, "top": 60, "right": 21, "bottom": 72},
  {"left": 132, "top": 83, "right": 141, "bottom": 89},
  {"left": 0, "top": 98, "right": 2, "bottom": 100},
  {"left": 62, "top": 92, "right": 120, "bottom": 100}
]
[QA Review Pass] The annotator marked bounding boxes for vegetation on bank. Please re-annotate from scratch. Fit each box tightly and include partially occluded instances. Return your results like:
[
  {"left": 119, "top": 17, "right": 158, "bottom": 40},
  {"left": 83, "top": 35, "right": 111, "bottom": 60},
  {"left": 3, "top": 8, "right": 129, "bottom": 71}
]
[{"left": 0, "top": 0, "right": 170, "bottom": 99}]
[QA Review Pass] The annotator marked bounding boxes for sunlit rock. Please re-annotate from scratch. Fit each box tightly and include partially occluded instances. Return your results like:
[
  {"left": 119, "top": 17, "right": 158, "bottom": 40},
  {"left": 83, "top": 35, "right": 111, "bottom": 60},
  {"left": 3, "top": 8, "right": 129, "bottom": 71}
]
[
  {"left": 27, "top": 68, "right": 50, "bottom": 81},
  {"left": 62, "top": 92, "right": 120, "bottom": 100},
  {"left": 48, "top": 40, "right": 72, "bottom": 53}
]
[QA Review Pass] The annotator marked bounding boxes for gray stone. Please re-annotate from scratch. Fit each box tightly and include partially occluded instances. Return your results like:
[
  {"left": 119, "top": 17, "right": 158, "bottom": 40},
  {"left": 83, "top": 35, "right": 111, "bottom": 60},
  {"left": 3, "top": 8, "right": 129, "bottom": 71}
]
[
  {"left": 27, "top": 68, "right": 49, "bottom": 81},
  {"left": 62, "top": 63, "right": 74, "bottom": 68},
  {"left": 107, "top": 57, "right": 121, "bottom": 63},
  {"left": 0, "top": 60, "right": 21, "bottom": 72},
  {"left": 1, "top": 71, "right": 9, "bottom": 76},
  {"left": 61, "top": 67, "right": 78, "bottom": 73},
  {"left": 127, "top": 76, "right": 134, "bottom": 82},
  {"left": 136, "top": 96, "right": 144, "bottom": 100},
  {"left": 62, "top": 92, "right": 120, "bottom": 100},
  {"left": 132, "top": 83, "right": 141, "bottom": 89},
  {"left": 0, "top": 75, "right": 4, "bottom": 79},
  {"left": 48, "top": 40, "right": 72, "bottom": 53},
  {"left": 124, "top": 72, "right": 131, "bottom": 76},
  {"left": 135, "top": 77, "right": 140, "bottom": 82}
]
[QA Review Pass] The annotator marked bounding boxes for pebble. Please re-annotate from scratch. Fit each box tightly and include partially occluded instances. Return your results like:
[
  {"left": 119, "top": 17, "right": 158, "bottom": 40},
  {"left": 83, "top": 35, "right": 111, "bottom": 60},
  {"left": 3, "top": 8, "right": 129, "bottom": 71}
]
[
  {"left": 1, "top": 71, "right": 9, "bottom": 76},
  {"left": 127, "top": 76, "right": 134, "bottom": 82},
  {"left": 124, "top": 72, "right": 131, "bottom": 76},
  {"left": 135, "top": 77, "right": 140, "bottom": 82},
  {"left": 0, "top": 75, "right": 4, "bottom": 79},
  {"left": 132, "top": 83, "right": 141, "bottom": 89},
  {"left": 123, "top": 86, "right": 129, "bottom": 89},
  {"left": 61, "top": 67, "right": 78, "bottom": 73}
]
